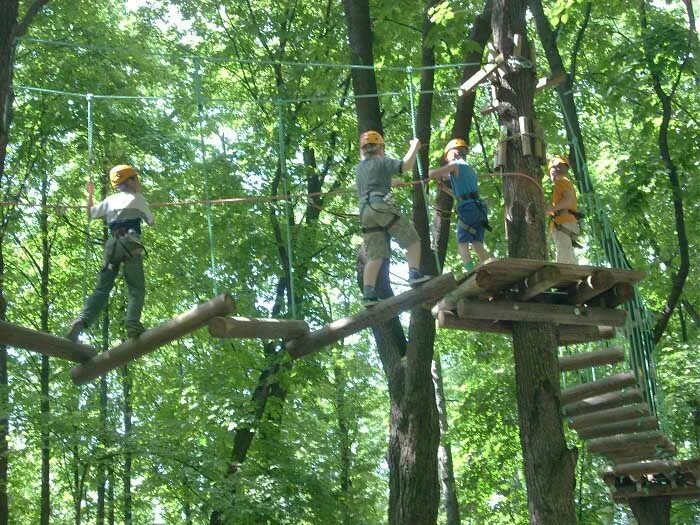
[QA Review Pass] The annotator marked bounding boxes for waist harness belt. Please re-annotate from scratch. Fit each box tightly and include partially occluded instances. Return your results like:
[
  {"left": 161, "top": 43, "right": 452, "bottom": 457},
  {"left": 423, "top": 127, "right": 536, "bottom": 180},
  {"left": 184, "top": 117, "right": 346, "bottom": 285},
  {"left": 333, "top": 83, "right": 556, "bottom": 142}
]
[
  {"left": 360, "top": 191, "right": 400, "bottom": 234},
  {"left": 553, "top": 208, "right": 585, "bottom": 220},
  {"left": 553, "top": 222, "right": 583, "bottom": 248},
  {"left": 456, "top": 191, "right": 480, "bottom": 201}
]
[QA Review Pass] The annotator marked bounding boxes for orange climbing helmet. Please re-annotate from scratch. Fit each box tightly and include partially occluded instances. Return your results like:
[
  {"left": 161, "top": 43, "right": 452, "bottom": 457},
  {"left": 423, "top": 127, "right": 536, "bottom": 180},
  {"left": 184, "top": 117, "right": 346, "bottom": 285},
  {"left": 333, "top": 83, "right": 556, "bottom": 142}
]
[
  {"left": 443, "top": 138, "right": 468, "bottom": 159},
  {"left": 547, "top": 155, "right": 570, "bottom": 170},
  {"left": 359, "top": 130, "right": 385, "bottom": 149},
  {"left": 109, "top": 164, "right": 138, "bottom": 187}
]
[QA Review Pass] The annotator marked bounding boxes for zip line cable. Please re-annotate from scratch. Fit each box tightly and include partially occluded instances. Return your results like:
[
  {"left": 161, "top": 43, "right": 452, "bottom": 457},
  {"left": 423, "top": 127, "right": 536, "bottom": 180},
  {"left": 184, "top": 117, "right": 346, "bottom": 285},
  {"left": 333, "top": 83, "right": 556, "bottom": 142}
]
[{"left": 277, "top": 100, "right": 297, "bottom": 319}]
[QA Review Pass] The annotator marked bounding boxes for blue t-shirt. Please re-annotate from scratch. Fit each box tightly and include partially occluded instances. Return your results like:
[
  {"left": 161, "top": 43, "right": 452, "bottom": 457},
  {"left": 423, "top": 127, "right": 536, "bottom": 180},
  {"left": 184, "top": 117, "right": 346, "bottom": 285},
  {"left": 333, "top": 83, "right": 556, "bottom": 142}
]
[{"left": 449, "top": 159, "right": 479, "bottom": 199}]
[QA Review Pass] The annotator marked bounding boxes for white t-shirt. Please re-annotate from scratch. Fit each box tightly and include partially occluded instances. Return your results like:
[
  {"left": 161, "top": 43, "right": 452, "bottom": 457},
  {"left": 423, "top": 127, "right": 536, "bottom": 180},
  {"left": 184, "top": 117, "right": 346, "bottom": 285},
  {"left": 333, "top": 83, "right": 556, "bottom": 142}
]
[{"left": 89, "top": 191, "right": 155, "bottom": 226}]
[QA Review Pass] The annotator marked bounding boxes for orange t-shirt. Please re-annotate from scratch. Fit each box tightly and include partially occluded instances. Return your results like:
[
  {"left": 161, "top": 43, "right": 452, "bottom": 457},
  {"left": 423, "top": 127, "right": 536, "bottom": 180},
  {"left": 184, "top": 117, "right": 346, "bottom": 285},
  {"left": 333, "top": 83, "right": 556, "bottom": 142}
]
[{"left": 551, "top": 177, "right": 578, "bottom": 225}]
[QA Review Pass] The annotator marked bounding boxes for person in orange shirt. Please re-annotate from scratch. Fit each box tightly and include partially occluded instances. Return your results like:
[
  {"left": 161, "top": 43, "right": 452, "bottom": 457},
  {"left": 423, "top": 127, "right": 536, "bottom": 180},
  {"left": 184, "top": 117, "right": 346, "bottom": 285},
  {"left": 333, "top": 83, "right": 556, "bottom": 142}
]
[{"left": 546, "top": 155, "right": 580, "bottom": 264}]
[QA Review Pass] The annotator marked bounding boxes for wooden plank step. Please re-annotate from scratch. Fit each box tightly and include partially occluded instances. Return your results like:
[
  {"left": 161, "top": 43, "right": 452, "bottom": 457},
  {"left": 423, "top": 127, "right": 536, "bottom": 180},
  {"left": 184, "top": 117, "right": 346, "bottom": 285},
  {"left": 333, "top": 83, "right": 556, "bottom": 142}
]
[
  {"left": 0, "top": 320, "right": 96, "bottom": 363},
  {"left": 286, "top": 274, "right": 457, "bottom": 359},
  {"left": 602, "top": 459, "right": 700, "bottom": 478},
  {"left": 558, "top": 347, "right": 625, "bottom": 372},
  {"left": 587, "top": 431, "right": 665, "bottom": 454},
  {"left": 576, "top": 416, "right": 659, "bottom": 440},
  {"left": 562, "top": 389, "right": 644, "bottom": 417},
  {"left": 209, "top": 316, "right": 309, "bottom": 340},
  {"left": 560, "top": 372, "right": 637, "bottom": 406},
  {"left": 569, "top": 403, "right": 650, "bottom": 430},
  {"left": 457, "top": 299, "right": 626, "bottom": 327},
  {"left": 71, "top": 293, "right": 236, "bottom": 385}
]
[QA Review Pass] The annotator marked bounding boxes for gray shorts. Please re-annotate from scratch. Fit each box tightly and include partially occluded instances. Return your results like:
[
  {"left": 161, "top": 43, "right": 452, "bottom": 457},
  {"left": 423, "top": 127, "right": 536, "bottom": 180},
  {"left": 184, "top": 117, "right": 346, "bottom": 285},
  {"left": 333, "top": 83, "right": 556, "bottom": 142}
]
[{"left": 360, "top": 200, "right": 420, "bottom": 260}]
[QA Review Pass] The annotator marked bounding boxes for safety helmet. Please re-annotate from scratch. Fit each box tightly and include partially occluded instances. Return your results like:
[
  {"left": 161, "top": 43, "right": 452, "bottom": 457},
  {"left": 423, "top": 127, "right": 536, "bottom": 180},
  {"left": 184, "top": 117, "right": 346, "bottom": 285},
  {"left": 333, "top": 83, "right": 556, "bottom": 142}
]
[
  {"left": 359, "top": 130, "right": 385, "bottom": 149},
  {"left": 547, "top": 155, "right": 570, "bottom": 170},
  {"left": 109, "top": 164, "right": 138, "bottom": 187},
  {"left": 443, "top": 138, "right": 468, "bottom": 159}
]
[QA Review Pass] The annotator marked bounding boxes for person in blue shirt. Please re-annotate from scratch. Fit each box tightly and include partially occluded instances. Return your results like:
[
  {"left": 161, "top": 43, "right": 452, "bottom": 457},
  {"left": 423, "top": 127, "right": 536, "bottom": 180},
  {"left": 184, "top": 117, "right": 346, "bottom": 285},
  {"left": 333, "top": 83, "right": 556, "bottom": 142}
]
[{"left": 429, "top": 138, "right": 491, "bottom": 271}]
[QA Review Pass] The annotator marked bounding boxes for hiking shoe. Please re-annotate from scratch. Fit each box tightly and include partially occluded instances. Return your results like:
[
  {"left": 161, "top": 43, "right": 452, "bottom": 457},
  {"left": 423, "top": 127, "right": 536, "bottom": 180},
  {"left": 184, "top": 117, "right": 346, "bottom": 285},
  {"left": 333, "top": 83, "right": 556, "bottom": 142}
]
[
  {"left": 126, "top": 322, "right": 146, "bottom": 339},
  {"left": 65, "top": 319, "right": 84, "bottom": 343},
  {"left": 407, "top": 268, "right": 431, "bottom": 287}
]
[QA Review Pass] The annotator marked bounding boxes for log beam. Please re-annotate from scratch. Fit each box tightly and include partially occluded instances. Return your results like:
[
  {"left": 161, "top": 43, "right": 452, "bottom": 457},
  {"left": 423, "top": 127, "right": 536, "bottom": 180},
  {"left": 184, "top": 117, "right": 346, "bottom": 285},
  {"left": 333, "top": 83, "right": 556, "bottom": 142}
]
[
  {"left": 558, "top": 347, "right": 625, "bottom": 372},
  {"left": 560, "top": 372, "right": 637, "bottom": 406},
  {"left": 71, "top": 293, "right": 236, "bottom": 385},
  {"left": 457, "top": 54, "right": 504, "bottom": 95},
  {"left": 209, "top": 316, "right": 309, "bottom": 340},
  {"left": 594, "top": 282, "right": 635, "bottom": 308},
  {"left": 286, "top": 274, "right": 457, "bottom": 359},
  {"left": 562, "top": 389, "right": 644, "bottom": 417},
  {"left": 587, "top": 431, "right": 665, "bottom": 454},
  {"left": 513, "top": 265, "right": 561, "bottom": 301},
  {"left": 602, "top": 459, "right": 700, "bottom": 478},
  {"left": 569, "top": 403, "right": 650, "bottom": 430},
  {"left": 576, "top": 416, "right": 659, "bottom": 440},
  {"left": 567, "top": 270, "right": 616, "bottom": 305},
  {"left": 609, "top": 485, "right": 700, "bottom": 502},
  {"left": 0, "top": 320, "right": 96, "bottom": 363}
]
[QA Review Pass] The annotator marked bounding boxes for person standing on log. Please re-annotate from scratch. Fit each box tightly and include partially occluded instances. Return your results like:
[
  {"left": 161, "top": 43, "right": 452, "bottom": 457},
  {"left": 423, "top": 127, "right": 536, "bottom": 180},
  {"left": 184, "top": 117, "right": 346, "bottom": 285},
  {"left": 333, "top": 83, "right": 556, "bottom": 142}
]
[
  {"left": 67, "top": 165, "right": 154, "bottom": 341},
  {"left": 546, "top": 155, "right": 581, "bottom": 264},
  {"left": 356, "top": 131, "right": 431, "bottom": 307},
  {"left": 429, "top": 138, "right": 492, "bottom": 271}
]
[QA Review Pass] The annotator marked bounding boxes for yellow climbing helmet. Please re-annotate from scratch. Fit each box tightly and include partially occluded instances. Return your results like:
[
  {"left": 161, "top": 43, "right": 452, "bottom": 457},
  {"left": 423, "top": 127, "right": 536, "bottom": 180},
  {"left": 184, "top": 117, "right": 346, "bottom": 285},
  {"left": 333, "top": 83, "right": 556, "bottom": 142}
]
[
  {"left": 443, "top": 138, "right": 468, "bottom": 159},
  {"left": 547, "top": 155, "right": 570, "bottom": 170},
  {"left": 109, "top": 164, "right": 138, "bottom": 187},
  {"left": 359, "top": 130, "right": 385, "bottom": 148}
]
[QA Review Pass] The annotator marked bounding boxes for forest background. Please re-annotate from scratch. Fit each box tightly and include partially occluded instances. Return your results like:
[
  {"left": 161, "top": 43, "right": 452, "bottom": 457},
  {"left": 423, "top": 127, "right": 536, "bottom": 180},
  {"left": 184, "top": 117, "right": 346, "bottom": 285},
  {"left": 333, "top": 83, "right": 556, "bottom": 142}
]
[{"left": 0, "top": 0, "right": 698, "bottom": 524}]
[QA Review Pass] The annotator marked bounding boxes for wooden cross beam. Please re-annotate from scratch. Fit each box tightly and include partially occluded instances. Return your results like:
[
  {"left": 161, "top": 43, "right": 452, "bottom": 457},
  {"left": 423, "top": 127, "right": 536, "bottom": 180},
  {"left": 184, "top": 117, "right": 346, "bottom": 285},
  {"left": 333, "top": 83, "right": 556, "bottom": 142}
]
[
  {"left": 0, "top": 320, "right": 96, "bottom": 363},
  {"left": 70, "top": 293, "right": 236, "bottom": 385},
  {"left": 561, "top": 389, "right": 645, "bottom": 417},
  {"left": 209, "top": 316, "right": 310, "bottom": 340},
  {"left": 457, "top": 53, "right": 505, "bottom": 96}
]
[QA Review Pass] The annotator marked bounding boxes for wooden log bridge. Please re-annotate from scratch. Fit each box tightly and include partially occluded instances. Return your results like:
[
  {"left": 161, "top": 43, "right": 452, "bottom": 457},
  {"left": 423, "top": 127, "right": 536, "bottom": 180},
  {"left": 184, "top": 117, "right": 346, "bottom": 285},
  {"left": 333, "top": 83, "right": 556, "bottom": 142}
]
[
  {"left": 209, "top": 316, "right": 309, "bottom": 340},
  {"left": 0, "top": 320, "right": 96, "bottom": 363},
  {"left": 285, "top": 274, "right": 457, "bottom": 359},
  {"left": 71, "top": 293, "right": 236, "bottom": 385}
]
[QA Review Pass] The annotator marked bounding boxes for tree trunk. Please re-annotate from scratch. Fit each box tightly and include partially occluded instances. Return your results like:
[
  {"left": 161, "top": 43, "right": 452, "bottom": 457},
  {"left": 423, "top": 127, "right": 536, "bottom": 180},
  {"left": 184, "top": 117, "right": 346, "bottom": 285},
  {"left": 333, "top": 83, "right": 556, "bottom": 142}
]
[
  {"left": 122, "top": 365, "right": 133, "bottom": 525},
  {"left": 491, "top": 2, "right": 577, "bottom": 523},
  {"left": 334, "top": 364, "right": 352, "bottom": 524},
  {"left": 628, "top": 496, "right": 671, "bottom": 525},
  {"left": 431, "top": 356, "right": 460, "bottom": 525},
  {"left": 97, "top": 308, "right": 110, "bottom": 525},
  {"left": 39, "top": 170, "right": 51, "bottom": 525}
]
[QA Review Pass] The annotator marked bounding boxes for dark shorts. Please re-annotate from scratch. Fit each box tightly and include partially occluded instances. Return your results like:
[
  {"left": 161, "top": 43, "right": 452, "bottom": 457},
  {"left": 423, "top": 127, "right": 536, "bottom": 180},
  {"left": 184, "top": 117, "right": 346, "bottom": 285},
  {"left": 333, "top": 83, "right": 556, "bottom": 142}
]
[{"left": 456, "top": 200, "right": 487, "bottom": 243}]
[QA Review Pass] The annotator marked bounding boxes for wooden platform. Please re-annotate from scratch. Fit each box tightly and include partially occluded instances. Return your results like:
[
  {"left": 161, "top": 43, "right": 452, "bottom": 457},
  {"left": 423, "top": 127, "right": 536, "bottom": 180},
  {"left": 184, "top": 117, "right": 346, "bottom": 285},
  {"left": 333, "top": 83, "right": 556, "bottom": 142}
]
[
  {"left": 433, "top": 258, "right": 644, "bottom": 343},
  {"left": 601, "top": 459, "right": 700, "bottom": 501}
]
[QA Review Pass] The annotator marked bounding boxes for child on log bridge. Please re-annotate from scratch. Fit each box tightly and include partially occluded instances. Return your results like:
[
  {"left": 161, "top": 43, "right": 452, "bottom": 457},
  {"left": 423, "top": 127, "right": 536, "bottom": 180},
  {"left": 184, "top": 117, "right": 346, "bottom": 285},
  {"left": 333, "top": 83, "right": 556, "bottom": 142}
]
[
  {"left": 429, "top": 138, "right": 491, "bottom": 271},
  {"left": 67, "top": 165, "right": 154, "bottom": 341},
  {"left": 355, "top": 131, "right": 431, "bottom": 307}
]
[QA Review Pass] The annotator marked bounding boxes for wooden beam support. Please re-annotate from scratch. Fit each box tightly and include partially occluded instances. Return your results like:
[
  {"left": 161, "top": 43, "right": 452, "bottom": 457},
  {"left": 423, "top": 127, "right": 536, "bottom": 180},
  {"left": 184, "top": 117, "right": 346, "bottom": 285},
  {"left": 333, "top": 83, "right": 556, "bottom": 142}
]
[
  {"left": 286, "top": 274, "right": 457, "bottom": 359},
  {"left": 535, "top": 70, "right": 566, "bottom": 92},
  {"left": 576, "top": 416, "right": 659, "bottom": 440},
  {"left": 513, "top": 265, "right": 561, "bottom": 301},
  {"left": 457, "top": 54, "right": 504, "bottom": 95},
  {"left": 457, "top": 298, "right": 626, "bottom": 327},
  {"left": 437, "top": 311, "right": 510, "bottom": 334},
  {"left": 71, "top": 293, "right": 236, "bottom": 385},
  {"left": 587, "top": 431, "right": 665, "bottom": 454},
  {"left": 562, "top": 389, "right": 644, "bottom": 417},
  {"left": 567, "top": 270, "right": 617, "bottom": 305},
  {"left": 558, "top": 347, "right": 625, "bottom": 372},
  {"left": 449, "top": 268, "right": 496, "bottom": 300},
  {"left": 560, "top": 372, "right": 637, "bottom": 406},
  {"left": 556, "top": 324, "right": 615, "bottom": 344},
  {"left": 603, "top": 459, "right": 700, "bottom": 478},
  {"left": 594, "top": 282, "right": 635, "bottom": 308},
  {"left": 569, "top": 403, "right": 650, "bottom": 430},
  {"left": 209, "top": 316, "right": 309, "bottom": 340},
  {"left": 610, "top": 485, "right": 700, "bottom": 502},
  {"left": 0, "top": 320, "right": 96, "bottom": 363}
]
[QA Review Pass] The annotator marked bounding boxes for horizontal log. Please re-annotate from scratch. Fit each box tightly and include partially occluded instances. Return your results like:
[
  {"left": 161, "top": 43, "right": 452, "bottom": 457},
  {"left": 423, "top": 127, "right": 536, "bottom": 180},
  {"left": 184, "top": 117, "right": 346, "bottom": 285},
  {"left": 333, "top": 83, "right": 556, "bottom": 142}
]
[
  {"left": 560, "top": 372, "right": 637, "bottom": 406},
  {"left": 0, "top": 320, "right": 96, "bottom": 363},
  {"left": 71, "top": 293, "right": 236, "bottom": 385},
  {"left": 569, "top": 403, "right": 650, "bottom": 430},
  {"left": 457, "top": 54, "right": 504, "bottom": 95},
  {"left": 286, "top": 274, "right": 457, "bottom": 359},
  {"left": 457, "top": 299, "right": 626, "bottom": 327},
  {"left": 602, "top": 459, "right": 700, "bottom": 478},
  {"left": 448, "top": 269, "right": 496, "bottom": 301},
  {"left": 587, "top": 431, "right": 665, "bottom": 454},
  {"left": 610, "top": 485, "right": 700, "bottom": 502},
  {"left": 557, "top": 325, "right": 615, "bottom": 344},
  {"left": 567, "top": 270, "right": 616, "bottom": 305},
  {"left": 576, "top": 416, "right": 659, "bottom": 440},
  {"left": 562, "top": 389, "right": 644, "bottom": 417},
  {"left": 514, "top": 265, "right": 561, "bottom": 301},
  {"left": 437, "top": 311, "right": 510, "bottom": 334},
  {"left": 209, "top": 316, "right": 309, "bottom": 340},
  {"left": 558, "top": 347, "right": 625, "bottom": 372},
  {"left": 595, "top": 282, "right": 635, "bottom": 308}
]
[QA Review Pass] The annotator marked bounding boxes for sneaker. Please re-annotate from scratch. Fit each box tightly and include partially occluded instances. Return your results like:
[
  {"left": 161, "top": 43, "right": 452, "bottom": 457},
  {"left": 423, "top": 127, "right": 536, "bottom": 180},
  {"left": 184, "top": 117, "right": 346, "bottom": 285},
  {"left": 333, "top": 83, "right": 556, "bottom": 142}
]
[
  {"left": 407, "top": 268, "right": 431, "bottom": 287},
  {"left": 362, "top": 286, "right": 380, "bottom": 307},
  {"left": 126, "top": 322, "right": 146, "bottom": 339},
  {"left": 65, "top": 319, "right": 84, "bottom": 343}
]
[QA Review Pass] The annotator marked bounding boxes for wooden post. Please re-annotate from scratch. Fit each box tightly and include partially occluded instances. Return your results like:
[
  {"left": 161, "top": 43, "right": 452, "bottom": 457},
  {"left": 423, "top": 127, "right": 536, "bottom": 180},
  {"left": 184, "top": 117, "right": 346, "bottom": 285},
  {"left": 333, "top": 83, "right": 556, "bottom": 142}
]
[
  {"left": 71, "top": 293, "right": 236, "bottom": 385},
  {"left": 576, "top": 416, "right": 659, "bottom": 440},
  {"left": 558, "top": 347, "right": 625, "bottom": 372},
  {"left": 562, "top": 389, "right": 644, "bottom": 417},
  {"left": 285, "top": 274, "right": 457, "bottom": 359},
  {"left": 0, "top": 320, "right": 96, "bottom": 363},
  {"left": 209, "top": 316, "right": 309, "bottom": 340},
  {"left": 569, "top": 403, "right": 650, "bottom": 430},
  {"left": 560, "top": 371, "right": 637, "bottom": 405}
]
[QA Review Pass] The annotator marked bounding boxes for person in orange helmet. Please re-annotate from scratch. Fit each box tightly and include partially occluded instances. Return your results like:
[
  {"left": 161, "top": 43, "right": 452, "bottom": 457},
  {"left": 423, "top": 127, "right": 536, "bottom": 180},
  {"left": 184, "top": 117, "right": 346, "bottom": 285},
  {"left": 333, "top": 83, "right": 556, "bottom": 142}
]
[{"left": 546, "top": 155, "right": 580, "bottom": 264}]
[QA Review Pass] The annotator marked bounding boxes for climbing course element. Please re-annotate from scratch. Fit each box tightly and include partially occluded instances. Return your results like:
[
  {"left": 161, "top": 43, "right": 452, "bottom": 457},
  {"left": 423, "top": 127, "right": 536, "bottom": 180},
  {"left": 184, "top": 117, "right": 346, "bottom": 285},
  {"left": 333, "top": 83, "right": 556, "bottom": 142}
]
[
  {"left": 0, "top": 320, "right": 96, "bottom": 362},
  {"left": 209, "top": 316, "right": 309, "bottom": 340},
  {"left": 71, "top": 293, "right": 235, "bottom": 385},
  {"left": 285, "top": 274, "right": 458, "bottom": 359},
  {"left": 601, "top": 459, "right": 700, "bottom": 501}
]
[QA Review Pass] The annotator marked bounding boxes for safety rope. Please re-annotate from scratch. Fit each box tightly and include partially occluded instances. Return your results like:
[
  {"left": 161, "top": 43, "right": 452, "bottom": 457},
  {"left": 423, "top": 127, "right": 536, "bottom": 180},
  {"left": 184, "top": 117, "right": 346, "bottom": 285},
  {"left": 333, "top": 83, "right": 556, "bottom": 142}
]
[
  {"left": 193, "top": 58, "right": 219, "bottom": 295},
  {"left": 405, "top": 66, "right": 442, "bottom": 275},
  {"left": 84, "top": 93, "right": 94, "bottom": 299},
  {"left": 277, "top": 100, "right": 297, "bottom": 319}
]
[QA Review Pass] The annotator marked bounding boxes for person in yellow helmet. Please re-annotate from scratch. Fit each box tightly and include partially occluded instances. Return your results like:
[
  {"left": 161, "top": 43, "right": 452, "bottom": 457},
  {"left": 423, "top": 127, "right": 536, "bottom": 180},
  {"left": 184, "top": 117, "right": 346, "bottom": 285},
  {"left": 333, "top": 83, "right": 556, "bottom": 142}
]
[
  {"left": 428, "top": 138, "right": 491, "bottom": 271},
  {"left": 66, "top": 165, "right": 155, "bottom": 341},
  {"left": 356, "top": 130, "right": 430, "bottom": 306},
  {"left": 546, "top": 155, "right": 580, "bottom": 264}
]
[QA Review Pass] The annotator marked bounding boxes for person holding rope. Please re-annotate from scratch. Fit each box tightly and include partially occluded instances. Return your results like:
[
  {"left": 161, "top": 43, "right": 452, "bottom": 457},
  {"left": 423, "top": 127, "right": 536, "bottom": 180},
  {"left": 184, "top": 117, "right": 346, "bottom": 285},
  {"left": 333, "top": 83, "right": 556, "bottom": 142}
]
[
  {"left": 66, "top": 165, "right": 154, "bottom": 341},
  {"left": 429, "top": 138, "right": 491, "bottom": 271},
  {"left": 546, "top": 155, "right": 582, "bottom": 264},
  {"left": 356, "top": 130, "right": 431, "bottom": 307}
]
